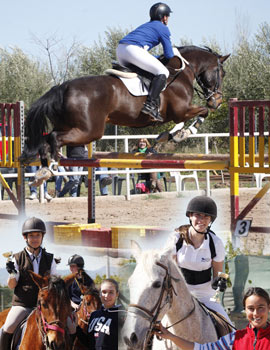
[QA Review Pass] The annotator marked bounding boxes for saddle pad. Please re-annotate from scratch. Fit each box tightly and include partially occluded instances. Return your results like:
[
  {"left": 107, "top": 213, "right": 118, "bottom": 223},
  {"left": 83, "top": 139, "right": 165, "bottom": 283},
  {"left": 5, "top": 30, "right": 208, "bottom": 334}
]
[{"left": 119, "top": 76, "right": 149, "bottom": 96}]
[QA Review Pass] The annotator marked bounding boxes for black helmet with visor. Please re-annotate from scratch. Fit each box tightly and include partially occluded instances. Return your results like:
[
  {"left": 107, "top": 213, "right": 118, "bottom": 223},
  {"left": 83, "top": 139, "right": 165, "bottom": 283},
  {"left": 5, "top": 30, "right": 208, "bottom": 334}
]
[{"left": 150, "top": 3, "right": 172, "bottom": 21}]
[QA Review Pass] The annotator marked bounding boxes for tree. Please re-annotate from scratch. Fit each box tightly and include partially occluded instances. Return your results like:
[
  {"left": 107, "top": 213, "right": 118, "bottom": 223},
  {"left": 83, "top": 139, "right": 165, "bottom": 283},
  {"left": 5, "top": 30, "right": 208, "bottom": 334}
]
[{"left": 0, "top": 47, "right": 50, "bottom": 108}]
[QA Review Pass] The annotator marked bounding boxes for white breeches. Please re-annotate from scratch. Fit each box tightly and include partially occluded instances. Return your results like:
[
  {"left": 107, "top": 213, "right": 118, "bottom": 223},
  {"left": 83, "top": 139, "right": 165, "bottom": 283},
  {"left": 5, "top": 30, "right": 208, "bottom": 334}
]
[
  {"left": 4, "top": 305, "right": 76, "bottom": 335},
  {"left": 116, "top": 43, "right": 169, "bottom": 78},
  {"left": 198, "top": 296, "right": 232, "bottom": 324},
  {"left": 3, "top": 306, "right": 32, "bottom": 333}
]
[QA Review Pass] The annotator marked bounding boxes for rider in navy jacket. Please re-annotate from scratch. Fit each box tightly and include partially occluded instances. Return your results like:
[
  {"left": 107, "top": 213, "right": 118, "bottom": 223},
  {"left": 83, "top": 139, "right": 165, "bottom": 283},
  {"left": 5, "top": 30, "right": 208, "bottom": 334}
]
[{"left": 116, "top": 3, "right": 174, "bottom": 122}]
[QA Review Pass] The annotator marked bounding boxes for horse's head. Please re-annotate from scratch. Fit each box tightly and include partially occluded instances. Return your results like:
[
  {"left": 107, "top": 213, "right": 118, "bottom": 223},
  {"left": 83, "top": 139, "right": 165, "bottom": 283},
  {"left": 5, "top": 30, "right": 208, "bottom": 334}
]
[
  {"left": 78, "top": 286, "right": 102, "bottom": 326},
  {"left": 196, "top": 49, "right": 230, "bottom": 109},
  {"left": 122, "top": 241, "right": 180, "bottom": 350},
  {"left": 30, "top": 271, "right": 73, "bottom": 350}
]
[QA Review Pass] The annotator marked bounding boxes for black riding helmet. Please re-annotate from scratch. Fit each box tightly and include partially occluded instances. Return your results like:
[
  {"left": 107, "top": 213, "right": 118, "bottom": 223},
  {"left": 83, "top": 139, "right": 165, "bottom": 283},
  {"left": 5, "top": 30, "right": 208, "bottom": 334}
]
[
  {"left": 68, "top": 254, "right": 84, "bottom": 268},
  {"left": 22, "top": 217, "right": 46, "bottom": 236},
  {"left": 186, "top": 196, "right": 217, "bottom": 222},
  {"left": 150, "top": 3, "right": 172, "bottom": 21}
]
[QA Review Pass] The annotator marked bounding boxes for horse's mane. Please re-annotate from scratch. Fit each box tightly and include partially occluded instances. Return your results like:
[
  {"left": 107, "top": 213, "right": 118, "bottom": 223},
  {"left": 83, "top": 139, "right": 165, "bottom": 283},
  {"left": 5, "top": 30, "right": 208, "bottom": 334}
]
[
  {"left": 47, "top": 275, "right": 69, "bottom": 300},
  {"left": 177, "top": 45, "right": 220, "bottom": 57}
]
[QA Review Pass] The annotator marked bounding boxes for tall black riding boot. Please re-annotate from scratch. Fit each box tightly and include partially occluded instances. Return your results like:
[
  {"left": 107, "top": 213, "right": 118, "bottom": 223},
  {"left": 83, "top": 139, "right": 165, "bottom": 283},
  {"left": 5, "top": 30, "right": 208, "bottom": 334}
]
[
  {"left": 141, "top": 74, "right": 167, "bottom": 122},
  {"left": 0, "top": 330, "right": 13, "bottom": 350}
]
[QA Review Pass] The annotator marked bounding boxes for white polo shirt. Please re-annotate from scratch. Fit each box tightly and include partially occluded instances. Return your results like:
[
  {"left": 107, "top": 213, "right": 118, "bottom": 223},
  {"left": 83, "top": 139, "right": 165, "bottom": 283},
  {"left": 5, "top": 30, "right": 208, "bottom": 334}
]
[{"left": 168, "top": 230, "right": 225, "bottom": 299}]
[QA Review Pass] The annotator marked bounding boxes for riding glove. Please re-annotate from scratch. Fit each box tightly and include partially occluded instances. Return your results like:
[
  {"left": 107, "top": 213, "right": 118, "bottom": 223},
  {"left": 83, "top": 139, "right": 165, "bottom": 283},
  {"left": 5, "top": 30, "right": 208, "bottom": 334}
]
[
  {"left": 211, "top": 276, "right": 227, "bottom": 292},
  {"left": 6, "top": 261, "right": 17, "bottom": 274}
]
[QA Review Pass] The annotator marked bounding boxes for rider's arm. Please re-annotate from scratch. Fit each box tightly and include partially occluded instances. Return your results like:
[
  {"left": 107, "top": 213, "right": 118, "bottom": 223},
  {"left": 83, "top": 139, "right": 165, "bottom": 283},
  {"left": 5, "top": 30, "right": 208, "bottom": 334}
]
[
  {"left": 159, "top": 25, "right": 174, "bottom": 59},
  {"left": 50, "top": 258, "right": 57, "bottom": 275},
  {"left": 7, "top": 260, "right": 19, "bottom": 289},
  {"left": 212, "top": 260, "right": 224, "bottom": 279}
]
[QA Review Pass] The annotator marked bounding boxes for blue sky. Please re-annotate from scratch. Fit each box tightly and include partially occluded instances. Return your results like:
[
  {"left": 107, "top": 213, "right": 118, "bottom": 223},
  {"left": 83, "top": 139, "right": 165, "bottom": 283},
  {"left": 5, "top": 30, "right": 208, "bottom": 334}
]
[{"left": 1, "top": 0, "right": 269, "bottom": 59}]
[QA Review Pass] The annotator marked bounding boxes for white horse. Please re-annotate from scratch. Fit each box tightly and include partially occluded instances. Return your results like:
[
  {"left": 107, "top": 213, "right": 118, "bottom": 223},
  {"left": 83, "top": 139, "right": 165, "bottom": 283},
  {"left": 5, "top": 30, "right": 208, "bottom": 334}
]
[{"left": 122, "top": 241, "right": 220, "bottom": 350}]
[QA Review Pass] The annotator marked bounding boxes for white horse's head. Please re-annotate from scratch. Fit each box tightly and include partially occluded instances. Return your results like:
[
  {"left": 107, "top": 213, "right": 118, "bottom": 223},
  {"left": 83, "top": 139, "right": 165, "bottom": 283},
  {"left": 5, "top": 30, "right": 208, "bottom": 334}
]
[{"left": 122, "top": 240, "right": 182, "bottom": 349}]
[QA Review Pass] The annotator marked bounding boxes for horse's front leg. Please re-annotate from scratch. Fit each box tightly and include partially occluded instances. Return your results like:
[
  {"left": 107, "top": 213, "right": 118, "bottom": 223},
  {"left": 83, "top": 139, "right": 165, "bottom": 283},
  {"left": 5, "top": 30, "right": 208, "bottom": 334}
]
[{"left": 157, "top": 105, "right": 208, "bottom": 143}]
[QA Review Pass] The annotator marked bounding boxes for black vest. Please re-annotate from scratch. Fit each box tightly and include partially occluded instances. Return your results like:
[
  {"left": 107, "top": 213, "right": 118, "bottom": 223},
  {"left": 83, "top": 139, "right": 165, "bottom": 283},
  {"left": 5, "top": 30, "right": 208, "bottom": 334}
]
[{"left": 12, "top": 248, "right": 53, "bottom": 307}]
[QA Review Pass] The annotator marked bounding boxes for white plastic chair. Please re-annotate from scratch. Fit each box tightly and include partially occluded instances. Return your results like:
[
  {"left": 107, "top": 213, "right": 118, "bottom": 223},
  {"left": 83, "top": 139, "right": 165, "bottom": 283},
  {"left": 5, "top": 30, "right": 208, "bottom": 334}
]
[
  {"left": 253, "top": 173, "right": 270, "bottom": 188},
  {"left": 168, "top": 171, "right": 200, "bottom": 192}
]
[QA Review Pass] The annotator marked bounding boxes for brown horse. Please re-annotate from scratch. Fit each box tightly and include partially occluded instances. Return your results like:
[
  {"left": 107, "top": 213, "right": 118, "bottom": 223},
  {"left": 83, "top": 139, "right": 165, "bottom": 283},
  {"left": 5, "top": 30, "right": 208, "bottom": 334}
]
[
  {"left": 20, "top": 45, "right": 230, "bottom": 167},
  {"left": 0, "top": 308, "right": 10, "bottom": 328},
  {"left": 19, "top": 272, "right": 75, "bottom": 350},
  {"left": 73, "top": 286, "right": 101, "bottom": 350}
]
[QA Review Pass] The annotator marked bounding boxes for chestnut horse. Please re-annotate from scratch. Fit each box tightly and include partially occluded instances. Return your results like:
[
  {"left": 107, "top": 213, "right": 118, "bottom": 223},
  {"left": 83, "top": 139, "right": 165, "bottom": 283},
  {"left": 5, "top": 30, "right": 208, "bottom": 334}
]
[
  {"left": 19, "top": 272, "right": 74, "bottom": 350},
  {"left": 73, "top": 286, "right": 101, "bottom": 350},
  {"left": 20, "top": 45, "right": 229, "bottom": 167}
]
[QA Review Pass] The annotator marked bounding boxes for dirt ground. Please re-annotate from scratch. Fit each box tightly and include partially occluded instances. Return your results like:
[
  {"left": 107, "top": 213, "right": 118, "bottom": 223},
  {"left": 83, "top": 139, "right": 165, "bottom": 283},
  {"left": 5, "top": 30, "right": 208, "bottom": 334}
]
[{"left": 0, "top": 187, "right": 270, "bottom": 254}]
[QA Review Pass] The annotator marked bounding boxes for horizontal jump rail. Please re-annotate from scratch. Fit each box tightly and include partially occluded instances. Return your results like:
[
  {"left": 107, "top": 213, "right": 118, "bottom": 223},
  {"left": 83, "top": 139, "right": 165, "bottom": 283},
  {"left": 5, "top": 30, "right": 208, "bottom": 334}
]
[{"left": 60, "top": 157, "right": 229, "bottom": 170}]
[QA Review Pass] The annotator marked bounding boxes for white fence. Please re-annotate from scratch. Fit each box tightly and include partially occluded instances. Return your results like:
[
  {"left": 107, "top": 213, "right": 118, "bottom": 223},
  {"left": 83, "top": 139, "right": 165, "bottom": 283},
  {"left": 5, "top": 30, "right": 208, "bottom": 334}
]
[{"left": 0, "top": 132, "right": 230, "bottom": 201}]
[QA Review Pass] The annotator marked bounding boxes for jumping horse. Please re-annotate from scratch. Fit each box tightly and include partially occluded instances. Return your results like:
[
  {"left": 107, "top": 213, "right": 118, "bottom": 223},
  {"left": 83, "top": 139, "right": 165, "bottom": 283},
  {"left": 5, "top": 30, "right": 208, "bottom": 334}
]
[
  {"left": 73, "top": 286, "right": 101, "bottom": 350},
  {"left": 18, "top": 271, "right": 74, "bottom": 350},
  {"left": 20, "top": 46, "right": 229, "bottom": 171},
  {"left": 122, "top": 241, "right": 233, "bottom": 350}
]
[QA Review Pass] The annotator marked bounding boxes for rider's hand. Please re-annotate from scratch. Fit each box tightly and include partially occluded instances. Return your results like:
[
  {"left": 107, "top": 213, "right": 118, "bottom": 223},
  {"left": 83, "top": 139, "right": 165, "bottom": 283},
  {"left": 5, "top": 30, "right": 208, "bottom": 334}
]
[
  {"left": 6, "top": 261, "right": 17, "bottom": 274},
  {"left": 212, "top": 276, "right": 227, "bottom": 292}
]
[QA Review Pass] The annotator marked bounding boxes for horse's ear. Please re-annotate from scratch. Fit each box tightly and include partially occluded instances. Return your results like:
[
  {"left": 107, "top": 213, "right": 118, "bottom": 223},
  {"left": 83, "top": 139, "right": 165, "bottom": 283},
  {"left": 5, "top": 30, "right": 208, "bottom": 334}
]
[
  {"left": 28, "top": 270, "right": 47, "bottom": 289},
  {"left": 131, "top": 240, "right": 142, "bottom": 261},
  {"left": 63, "top": 273, "right": 77, "bottom": 288},
  {"left": 220, "top": 54, "right": 230, "bottom": 63}
]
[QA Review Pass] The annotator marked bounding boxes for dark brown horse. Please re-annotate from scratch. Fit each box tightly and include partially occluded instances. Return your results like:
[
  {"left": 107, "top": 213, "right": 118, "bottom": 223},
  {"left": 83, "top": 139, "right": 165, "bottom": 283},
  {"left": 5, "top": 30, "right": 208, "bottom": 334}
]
[
  {"left": 19, "top": 272, "right": 74, "bottom": 350},
  {"left": 73, "top": 286, "right": 101, "bottom": 350},
  {"left": 20, "top": 46, "right": 229, "bottom": 167}
]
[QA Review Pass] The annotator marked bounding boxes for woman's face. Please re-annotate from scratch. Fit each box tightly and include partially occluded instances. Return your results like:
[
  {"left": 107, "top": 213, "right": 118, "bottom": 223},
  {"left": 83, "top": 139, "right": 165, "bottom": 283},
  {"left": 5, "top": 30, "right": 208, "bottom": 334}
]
[
  {"left": 100, "top": 282, "right": 119, "bottom": 309},
  {"left": 189, "top": 212, "right": 211, "bottom": 233},
  {"left": 138, "top": 139, "right": 147, "bottom": 149},
  {"left": 245, "top": 294, "right": 270, "bottom": 329}
]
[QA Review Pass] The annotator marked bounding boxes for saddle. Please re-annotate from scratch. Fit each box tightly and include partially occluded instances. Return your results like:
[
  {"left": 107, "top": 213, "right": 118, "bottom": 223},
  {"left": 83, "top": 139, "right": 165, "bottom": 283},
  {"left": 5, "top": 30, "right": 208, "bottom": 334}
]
[
  {"left": 198, "top": 301, "right": 236, "bottom": 338},
  {"left": 11, "top": 317, "right": 28, "bottom": 350},
  {"left": 106, "top": 61, "right": 155, "bottom": 92}
]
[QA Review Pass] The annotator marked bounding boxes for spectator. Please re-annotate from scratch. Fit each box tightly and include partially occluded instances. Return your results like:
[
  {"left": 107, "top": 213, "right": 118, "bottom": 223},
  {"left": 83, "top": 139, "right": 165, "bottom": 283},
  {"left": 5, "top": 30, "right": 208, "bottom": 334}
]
[
  {"left": 133, "top": 138, "right": 163, "bottom": 192},
  {"left": 27, "top": 166, "right": 52, "bottom": 201},
  {"left": 57, "top": 145, "right": 87, "bottom": 198},
  {"left": 78, "top": 167, "right": 112, "bottom": 196},
  {"left": 96, "top": 167, "right": 112, "bottom": 196}
]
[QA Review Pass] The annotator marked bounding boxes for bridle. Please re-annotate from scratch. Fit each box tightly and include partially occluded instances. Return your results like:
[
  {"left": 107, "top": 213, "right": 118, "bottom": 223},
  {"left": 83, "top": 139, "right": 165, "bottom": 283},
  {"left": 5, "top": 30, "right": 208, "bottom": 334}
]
[
  {"left": 167, "top": 52, "right": 223, "bottom": 107},
  {"left": 77, "top": 294, "right": 96, "bottom": 325},
  {"left": 193, "top": 56, "right": 223, "bottom": 106},
  {"left": 127, "top": 262, "right": 196, "bottom": 349},
  {"left": 36, "top": 286, "right": 66, "bottom": 348}
]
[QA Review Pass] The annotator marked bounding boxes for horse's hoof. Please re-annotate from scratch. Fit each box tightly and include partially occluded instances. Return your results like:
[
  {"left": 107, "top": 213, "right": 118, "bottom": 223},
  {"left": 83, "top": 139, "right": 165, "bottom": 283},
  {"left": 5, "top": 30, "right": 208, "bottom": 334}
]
[
  {"left": 29, "top": 167, "right": 53, "bottom": 187},
  {"left": 172, "top": 128, "right": 192, "bottom": 142},
  {"left": 156, "top": 131, "right": 171, "bottom": 143}
]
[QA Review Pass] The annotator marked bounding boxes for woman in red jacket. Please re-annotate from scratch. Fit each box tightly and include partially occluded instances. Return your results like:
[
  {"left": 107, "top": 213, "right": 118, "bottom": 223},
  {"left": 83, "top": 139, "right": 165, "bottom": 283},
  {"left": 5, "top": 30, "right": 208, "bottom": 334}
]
[{"left": 155, "top": 287, "right": 270, "bottom": 350}]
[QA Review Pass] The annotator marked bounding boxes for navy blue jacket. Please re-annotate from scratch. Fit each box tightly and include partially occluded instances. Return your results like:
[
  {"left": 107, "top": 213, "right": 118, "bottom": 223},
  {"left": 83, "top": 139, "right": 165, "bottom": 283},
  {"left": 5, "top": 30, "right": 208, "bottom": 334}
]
[{"left": 119, "top": 20, "right": 174, "bottom": 59}]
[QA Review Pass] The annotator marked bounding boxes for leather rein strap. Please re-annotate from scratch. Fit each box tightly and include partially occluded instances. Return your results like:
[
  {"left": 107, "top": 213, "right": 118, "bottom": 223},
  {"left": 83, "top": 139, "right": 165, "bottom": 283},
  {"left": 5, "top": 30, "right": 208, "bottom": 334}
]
[{"left": 127, "top": 261, "right": 195, "bottom": 348}]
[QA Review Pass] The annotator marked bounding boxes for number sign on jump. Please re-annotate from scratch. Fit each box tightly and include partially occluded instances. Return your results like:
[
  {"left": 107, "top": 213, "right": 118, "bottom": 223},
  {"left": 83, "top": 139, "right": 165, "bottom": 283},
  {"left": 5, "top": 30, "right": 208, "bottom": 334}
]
[{"left": 234, "top": 219, "right": 252, "bottom": 237}]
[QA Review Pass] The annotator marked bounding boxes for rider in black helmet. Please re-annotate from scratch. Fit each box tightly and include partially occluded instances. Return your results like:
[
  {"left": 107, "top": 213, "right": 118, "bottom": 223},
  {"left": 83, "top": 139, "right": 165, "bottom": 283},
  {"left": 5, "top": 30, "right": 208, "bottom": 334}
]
[
  {"left": 166, "top": 196, "right": 231, "bottom": 323},
  {"left": 0, "top": 217, "right": 58, "bottom": 350},
  {"left": 117, "top": 3, "right": 174, "bottom": 123},
  {"left": 67, "top": 254, "right": 94, "bottom": 310}
]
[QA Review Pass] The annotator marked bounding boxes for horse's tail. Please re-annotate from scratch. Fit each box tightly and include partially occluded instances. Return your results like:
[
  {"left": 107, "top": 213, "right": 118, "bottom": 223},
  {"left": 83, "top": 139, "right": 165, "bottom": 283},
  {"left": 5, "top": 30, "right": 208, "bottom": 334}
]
[{"left": 19, "top": 84, "right": 66, "bottom": 164}]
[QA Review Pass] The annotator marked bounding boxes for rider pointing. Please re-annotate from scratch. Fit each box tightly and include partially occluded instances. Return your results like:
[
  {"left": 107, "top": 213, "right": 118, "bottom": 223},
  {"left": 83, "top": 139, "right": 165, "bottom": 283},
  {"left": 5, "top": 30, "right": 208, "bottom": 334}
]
[{"left": 116, "top": 2, "right": 174, "bottom": 123}]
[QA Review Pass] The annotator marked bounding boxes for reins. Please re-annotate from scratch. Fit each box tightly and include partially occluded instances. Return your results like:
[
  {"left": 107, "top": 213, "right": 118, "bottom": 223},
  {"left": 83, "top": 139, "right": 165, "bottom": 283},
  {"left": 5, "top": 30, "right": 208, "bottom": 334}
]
[
  {"left": 127, "top": 261, "right": 196, "bottom": 349},
  {"left": 166, "top": 50, "right": 223, "bottom": 105},
  {"left": 35, "top": 286, "right": 66, "bottom": 347}
]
